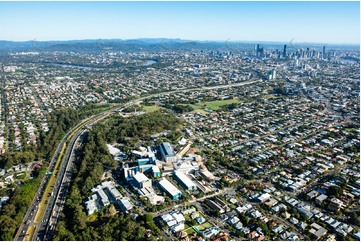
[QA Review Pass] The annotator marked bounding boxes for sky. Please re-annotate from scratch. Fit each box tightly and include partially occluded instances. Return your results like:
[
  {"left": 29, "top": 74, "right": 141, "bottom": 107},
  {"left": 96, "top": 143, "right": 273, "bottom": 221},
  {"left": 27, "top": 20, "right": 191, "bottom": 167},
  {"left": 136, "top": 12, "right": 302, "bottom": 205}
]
[{"left": 0, "top": 1, "right": 359, "bottom": 44}]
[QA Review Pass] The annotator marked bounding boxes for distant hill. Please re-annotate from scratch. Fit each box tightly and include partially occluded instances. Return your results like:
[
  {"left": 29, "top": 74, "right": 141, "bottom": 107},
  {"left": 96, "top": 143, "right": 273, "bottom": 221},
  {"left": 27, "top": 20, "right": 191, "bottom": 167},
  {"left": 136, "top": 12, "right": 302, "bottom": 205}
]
[
  {"left": 0, "top": 38, "right": 358, "bottom": 52},
  {"left": 0, "top": 38, "right": 224, "bottom": 52}
]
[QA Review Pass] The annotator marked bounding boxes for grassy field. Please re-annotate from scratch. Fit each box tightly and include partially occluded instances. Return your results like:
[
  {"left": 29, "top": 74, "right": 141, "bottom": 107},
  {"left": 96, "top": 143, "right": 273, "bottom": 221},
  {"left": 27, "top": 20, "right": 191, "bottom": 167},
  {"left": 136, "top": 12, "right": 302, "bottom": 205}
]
[
  {"left": 142, "top": 105, "right": 161, "bottom": 113},
  {"left": 183, "top": 222, "right": 213, "bottom": 235},
  {"left": 191, "top": 99, "right": 241, "bottom": 111},
  {"left": 184, "top": 227, "right": 196, "bottom": 235},
  {"left": 195, "top": 222, "right": 212, "bottom": 231},
  {"left": 262, "top": 94, "right": 278, "bottom": 99},
  {"left": 193, "top": 109, "right": 208, "bottom": 115}
]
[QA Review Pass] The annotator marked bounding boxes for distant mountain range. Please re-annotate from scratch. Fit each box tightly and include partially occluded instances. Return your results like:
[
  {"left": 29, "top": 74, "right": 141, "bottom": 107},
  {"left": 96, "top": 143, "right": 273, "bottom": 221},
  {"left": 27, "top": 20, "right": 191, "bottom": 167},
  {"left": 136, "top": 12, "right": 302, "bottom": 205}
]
[
  {"left": 0, "top": 38, "right": 358, "bottom": 52},
  {"left": 0, "top": 38, "right": 218, "bottom": 52}
]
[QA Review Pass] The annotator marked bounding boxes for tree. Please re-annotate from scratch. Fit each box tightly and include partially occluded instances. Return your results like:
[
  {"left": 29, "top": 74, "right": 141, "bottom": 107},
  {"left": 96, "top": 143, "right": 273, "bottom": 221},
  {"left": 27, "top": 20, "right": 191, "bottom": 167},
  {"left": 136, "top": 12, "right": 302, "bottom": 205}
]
[
  {"left": 349, "top": 212, "right": 360, "bottom": 226},
  {"left": 258, "top": 221, "right": 270, "bottom": 237},
  {"left": 145, "top": 214, "right": 153, "bottom": 224},
  {"left": 0, "top": 215, "right": 17, "bottom": 240},
  {"left": 328, "top": 186, "right": 343, "bottom": 197}
]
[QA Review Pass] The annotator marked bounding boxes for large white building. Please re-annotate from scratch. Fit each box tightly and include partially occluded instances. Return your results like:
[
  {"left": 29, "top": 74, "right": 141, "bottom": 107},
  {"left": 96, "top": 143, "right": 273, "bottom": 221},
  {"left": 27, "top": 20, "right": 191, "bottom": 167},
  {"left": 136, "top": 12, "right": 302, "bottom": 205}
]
[
  {"left": 158, "top": 178, "right": 182, "bottom": 200},
  {"left": 85, "top": 194, "right": 98, "bottom": 215},
  {"left": 174, "top": 171, "right": 197, "bottom": 191},
  {"left": 94, "top": 186, "right": 110, "bottom": 206},
  {"left": 118, "top": 197, "right": 134, "bottom": 212},
  {"left": 173, "top": 160, "right": 199, "bottom": 174},
  {"left": 133, "top": 172, "right": 152, "bottom": 189},
  {"left": 85, "top": 181, "right": 123, "bottom": 215},
  {"left": 160, "top": 142, "right": 177, "bottom": 163}
]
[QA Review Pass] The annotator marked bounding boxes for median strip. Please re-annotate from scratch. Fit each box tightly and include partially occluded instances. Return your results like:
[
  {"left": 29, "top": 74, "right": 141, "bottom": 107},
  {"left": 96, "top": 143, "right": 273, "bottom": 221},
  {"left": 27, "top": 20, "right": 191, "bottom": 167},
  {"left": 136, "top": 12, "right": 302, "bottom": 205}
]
[
  {"left": 24, "top": 225, "right": 35, "bottom": 241},
  {"left": 34, "top": 142, "right": 67, "bottom": 223}
]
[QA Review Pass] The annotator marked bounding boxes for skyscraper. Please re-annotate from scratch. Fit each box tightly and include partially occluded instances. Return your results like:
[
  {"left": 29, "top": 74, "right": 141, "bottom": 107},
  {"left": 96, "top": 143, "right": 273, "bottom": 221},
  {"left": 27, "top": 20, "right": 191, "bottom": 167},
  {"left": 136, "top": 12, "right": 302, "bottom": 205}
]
[
  {"left": 283, "top": 45, "right": 287, "bottom": 58},
  {"left": 255, "top": 44, "right": 260, "bottom": 56},
  {"left": 322, "top": 46, "right": 326, "bottom": 59}
]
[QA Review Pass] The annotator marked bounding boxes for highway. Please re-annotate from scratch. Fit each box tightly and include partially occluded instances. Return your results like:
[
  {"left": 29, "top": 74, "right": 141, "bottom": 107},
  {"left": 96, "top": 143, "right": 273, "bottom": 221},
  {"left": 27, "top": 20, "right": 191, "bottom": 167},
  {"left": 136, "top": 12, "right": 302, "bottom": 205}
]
[
  {"left": 31, "top": 113, "right": 117, "bottom": 241},
  {"left": 13, "top": 115, "right": 100, "bottom": 241},
  {"left": 39, "top": 114, "right": 115, "bottom": 241},
  {"left": 13, "top": 79, "right": 264, "bottom": 241},
  {"left": 37, "top": 129, "right": 86, "bottom": 240}
]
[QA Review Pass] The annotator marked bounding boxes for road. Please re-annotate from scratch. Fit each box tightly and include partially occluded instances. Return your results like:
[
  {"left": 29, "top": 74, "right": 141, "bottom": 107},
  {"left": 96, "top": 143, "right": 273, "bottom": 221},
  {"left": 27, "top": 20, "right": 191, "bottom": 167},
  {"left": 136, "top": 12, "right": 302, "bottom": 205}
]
[
  {"left": 152, "top": 188, "right": 235, "bottom": 240},
  {"left": 1, "top": 75, "right": 9, "bottom": 151},
  {"left": 13, "top": 115, "right": 97, "bottom": 241},
  {"left": 13, "top": 79, "right": 264, "bottom": 241},
  {"left": 39, "top": 129, "right": 86, "bottom": 240},
  {"left": 32, "top": 113, "right": 115, "bottom": 241}
]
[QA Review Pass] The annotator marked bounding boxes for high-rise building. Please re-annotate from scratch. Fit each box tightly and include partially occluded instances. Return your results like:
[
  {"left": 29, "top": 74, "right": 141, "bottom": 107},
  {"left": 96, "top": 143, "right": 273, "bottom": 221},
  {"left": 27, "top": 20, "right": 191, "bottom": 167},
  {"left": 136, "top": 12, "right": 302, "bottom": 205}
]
[
  {"left": 255, "top": 44, "right": 260, "bottom": 56},
  {"left": 283, "top": 45, "right": 287, "bottom": 58},
  {"left": 267, "top": 70, "right": 277, "bottom": 80},
  {"left": 312, "top": 50, "right": 316, "bottom": 58},
  {"left": 322, "top": 46, "right": 326, "bottom": 59},
  {"left": 272, "top": 70, "right": 276, "bottom": 80}
]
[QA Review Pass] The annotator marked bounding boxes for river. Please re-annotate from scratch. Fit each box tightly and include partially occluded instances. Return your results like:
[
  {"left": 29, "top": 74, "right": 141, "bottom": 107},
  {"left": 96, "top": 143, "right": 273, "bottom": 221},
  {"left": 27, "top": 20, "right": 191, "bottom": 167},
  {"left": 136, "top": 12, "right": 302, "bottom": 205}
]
[
  {"left": 50, "top": 63, "right": 102, "bottom": 70},
  {"left": 143, "top": 60, "right": 158, "bottom": 66}
]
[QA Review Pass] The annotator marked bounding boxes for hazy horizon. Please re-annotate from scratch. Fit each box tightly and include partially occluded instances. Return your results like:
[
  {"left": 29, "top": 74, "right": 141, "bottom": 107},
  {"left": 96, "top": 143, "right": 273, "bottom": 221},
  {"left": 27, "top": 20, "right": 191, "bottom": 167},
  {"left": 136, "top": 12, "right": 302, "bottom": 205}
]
[
  {"left": 0, "top": 37, "right": 359, "bottom": 47},
  {"left": 0, "top": 1, "right": 359, "bottom": 45}
]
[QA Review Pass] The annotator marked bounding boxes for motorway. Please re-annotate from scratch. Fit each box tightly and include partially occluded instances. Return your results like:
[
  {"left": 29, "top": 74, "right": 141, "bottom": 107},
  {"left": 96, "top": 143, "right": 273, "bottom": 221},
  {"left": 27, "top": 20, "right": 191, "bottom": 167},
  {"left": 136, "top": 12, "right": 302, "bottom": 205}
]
[
  {"left": 14, "top": 115, "right": 99, "bottom": 241},
  {"left": 13, "top": 79, "right": 264, "bottom": 241},
  {"left": 38, "top": 129, "right": 86, "bottom": 240}
]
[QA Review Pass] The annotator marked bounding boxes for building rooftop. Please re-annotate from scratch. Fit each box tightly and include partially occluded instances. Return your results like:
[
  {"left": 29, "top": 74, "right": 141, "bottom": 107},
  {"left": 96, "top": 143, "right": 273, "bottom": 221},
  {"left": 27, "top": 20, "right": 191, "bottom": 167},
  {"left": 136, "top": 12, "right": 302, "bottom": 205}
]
[
  {"left": 152, "top": 165, "right": 160, "bottom": 173},
  {"left": 159, "top": 178, "right": 181, "bottom": 197},
  {"left": 174, "top": 171, "right": 196, "bottom": 188},
  {"left": 161, "top": 142, "right": 174, "bottom": 156},
  {"left": 133, "top": 172, "right": 149, "bottom": 184},
  {"left": 118, "top": 197, "right": 133, "bottom": 211}
]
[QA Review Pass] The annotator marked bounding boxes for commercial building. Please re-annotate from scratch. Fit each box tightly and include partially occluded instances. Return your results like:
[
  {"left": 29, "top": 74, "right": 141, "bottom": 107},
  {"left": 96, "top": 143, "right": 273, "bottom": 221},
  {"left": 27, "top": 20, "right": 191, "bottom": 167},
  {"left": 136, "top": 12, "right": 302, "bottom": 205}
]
[
  {"left": 200, "top": 169, "right": 215, "bottom": 181},
  {"left": 85, "top": 181, "right": 122, "bottom": 215},
  {"left": 160, "top": 142, "right": 177, "bottom": 163},
  {"left": 94, "top": 186, "right": 110, "bottom": 206},
  {"left": 174, "top": 171, "right": 197, "bottom": 191},
  {"left": 118, "top": 197, "right": 134, "bottom": 213},
  {"left": 85, "top": 194, "right": 98, "bottom": 215},
  {"left": 102, "top": 181, "right": 122, "bottom": 201},
  {"left": 173, "top": 159, "right": 199, "bottom": 174},
  {"left": 206, "top": 199, "right": 225, "bottom": 214},
  {"left": 133, "top": 172, "right": 152, "bottom": 189},
  {"left": 152, "top": 166, "right": 161, "bottom": 177},
  {"left": 158, "top": 178, "right": 182, "bottom": 200}
]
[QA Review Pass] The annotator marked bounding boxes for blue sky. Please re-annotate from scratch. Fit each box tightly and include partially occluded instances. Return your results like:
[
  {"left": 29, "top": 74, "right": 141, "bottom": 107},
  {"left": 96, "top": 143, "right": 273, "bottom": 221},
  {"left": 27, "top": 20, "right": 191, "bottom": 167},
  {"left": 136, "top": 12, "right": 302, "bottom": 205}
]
[{"left": 0, "top": 1, "right": 359, "bottom": 44}]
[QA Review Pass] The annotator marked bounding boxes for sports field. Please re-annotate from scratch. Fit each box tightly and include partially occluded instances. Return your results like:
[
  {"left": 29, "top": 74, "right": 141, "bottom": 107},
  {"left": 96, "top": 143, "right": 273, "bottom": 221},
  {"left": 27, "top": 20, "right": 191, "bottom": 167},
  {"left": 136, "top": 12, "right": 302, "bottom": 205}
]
[{"left": 191, "top": 99, "right": 241, "bottom": 111}]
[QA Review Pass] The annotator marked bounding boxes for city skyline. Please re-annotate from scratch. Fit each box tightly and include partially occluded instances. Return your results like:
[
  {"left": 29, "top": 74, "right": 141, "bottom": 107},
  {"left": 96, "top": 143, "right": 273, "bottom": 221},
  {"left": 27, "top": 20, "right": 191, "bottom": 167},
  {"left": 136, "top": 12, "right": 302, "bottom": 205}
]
[{"left": 0, "top": 1, "right": 360, "bottom": 44}]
